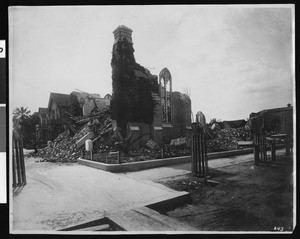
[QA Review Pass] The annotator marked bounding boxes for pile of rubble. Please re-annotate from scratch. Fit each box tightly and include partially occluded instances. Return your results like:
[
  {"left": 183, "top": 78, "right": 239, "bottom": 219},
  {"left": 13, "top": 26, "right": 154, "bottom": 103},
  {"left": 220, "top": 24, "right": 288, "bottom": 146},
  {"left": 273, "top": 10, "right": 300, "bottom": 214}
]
[
  {"left": 36, "top": 108, "right": 115, "bottom": 163},
  {"left": 170, "top": 137, "right": 191, "bottom": 148},
  {"left": 163, "top": 144, "right": 191, "bottom": 158},
  {"left": 36, "top": 130, "right": 81, "bottom": 162},
  {"left": 207, "top": 127, "right": 253, "bottom": 152},
  {"left": 33, "top": 112, "right": 253, "bottom": 162},
  {"left": 216, "top": 127, "right": 252, "bottom": 141}
]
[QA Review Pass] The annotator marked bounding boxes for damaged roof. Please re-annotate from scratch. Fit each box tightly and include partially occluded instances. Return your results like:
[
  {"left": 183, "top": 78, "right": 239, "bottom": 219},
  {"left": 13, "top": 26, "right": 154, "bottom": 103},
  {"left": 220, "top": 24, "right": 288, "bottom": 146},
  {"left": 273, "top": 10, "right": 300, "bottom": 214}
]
[
  {"left": 223, "top": 120, "right": 247, "bottom": 128},
  {"left": 250, "top": 106, "right": 293, "bottom": 117},
  {"left": 48, "top": 93, "right": 71, "bottom": 109}
]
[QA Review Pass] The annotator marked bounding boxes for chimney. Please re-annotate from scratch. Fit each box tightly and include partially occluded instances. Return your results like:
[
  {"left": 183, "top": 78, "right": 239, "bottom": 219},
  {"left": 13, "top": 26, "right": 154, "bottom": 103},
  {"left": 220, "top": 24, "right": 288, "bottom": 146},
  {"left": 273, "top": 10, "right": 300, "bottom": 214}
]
[{"left": 113, "top": 25, "right": 133, "bottom": 44}]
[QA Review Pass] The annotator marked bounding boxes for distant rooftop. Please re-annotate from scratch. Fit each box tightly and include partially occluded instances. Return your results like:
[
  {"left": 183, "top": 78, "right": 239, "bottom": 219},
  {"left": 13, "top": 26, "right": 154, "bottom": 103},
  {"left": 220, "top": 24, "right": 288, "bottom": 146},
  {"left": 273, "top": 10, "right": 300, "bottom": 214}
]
[
  {"left": 38, "top": 107, "right": 48, "bottom": 115},
  {"left": 250, "top": 106, "right": 293, "bottom": 117}
]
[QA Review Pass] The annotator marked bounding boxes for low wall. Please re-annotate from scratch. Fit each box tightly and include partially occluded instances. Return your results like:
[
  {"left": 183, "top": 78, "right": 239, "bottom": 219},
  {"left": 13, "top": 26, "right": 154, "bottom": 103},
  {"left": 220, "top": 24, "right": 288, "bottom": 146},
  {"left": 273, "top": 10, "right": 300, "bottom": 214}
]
[
  {"left": 78, "top": 148, "right": 256, "bottom": 173},
  {"left": 207, "top": 148, "right": 253, "bottom": 159}
]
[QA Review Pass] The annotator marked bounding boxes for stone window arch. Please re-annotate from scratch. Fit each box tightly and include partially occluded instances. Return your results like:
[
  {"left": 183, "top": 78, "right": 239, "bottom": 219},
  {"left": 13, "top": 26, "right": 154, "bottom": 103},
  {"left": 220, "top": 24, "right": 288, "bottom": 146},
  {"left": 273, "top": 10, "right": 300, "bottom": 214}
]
[{"left": 159, "top": 68, "right": 172, "bottom": 124}]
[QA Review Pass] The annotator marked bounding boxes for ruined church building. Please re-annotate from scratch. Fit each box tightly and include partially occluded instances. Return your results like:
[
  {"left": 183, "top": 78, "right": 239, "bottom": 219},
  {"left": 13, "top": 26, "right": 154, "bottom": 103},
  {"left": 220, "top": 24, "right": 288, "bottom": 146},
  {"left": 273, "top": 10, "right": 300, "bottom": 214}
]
[
  {"left": 111, "top": 25, "right": 192, "bottom": 147},
  {"left": 36, "top": 25, "right": 192, "bottom": 146}
]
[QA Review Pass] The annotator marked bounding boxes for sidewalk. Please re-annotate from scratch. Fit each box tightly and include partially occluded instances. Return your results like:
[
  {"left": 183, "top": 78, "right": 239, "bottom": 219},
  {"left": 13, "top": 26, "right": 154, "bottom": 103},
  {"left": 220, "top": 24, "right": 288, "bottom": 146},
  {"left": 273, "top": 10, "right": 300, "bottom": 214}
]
[
  {"left": 118, "top": 149, "right": 286, "bottom": 189},
  {"left": 12, "top": 149, "right": 286, "bottom": 232},
  {"left": 118, "top": 150, "right": 265, "bottom": 182},
  {"left": 12, "top": 158, "right": 187, "bottom": 232}
]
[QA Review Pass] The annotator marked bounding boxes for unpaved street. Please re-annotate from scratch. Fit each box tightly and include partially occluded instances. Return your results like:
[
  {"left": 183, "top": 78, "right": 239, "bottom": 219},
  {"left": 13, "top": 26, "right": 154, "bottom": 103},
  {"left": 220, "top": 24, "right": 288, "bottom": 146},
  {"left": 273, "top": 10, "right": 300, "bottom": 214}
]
[{"left": 158, "top": 155, "right": 294, "bottom": 232}]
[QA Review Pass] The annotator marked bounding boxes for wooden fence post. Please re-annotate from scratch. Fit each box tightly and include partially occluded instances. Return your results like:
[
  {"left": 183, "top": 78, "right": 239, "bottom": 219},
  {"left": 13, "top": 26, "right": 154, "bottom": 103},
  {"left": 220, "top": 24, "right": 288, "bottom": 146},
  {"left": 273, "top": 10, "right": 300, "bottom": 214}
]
[
  {"left": 13, "top": 138, "right": 26, "bottom": 188},
  {"left": 12, "top": 140, "right": 16, "bottom": 188},
  {"left": 19, "top": 139, "right": 26, "bottom": 185},
  {"left": 271, "top": 140, "right": 276, "bottom": 161},
  {"left": 262, "top": 133, "right": 267, "bottom": 162},
  {"left": 254, "top": 133, "right": 259, "bottom": 165},
  {"left": 191, "top": 124, "right": 208, "bottom": 178},
  {"left": 15, "top": 140, "right": 22, "bottom": 186},
  {"left": 286, "top": 137, "right": 291, "bottom": 157}
]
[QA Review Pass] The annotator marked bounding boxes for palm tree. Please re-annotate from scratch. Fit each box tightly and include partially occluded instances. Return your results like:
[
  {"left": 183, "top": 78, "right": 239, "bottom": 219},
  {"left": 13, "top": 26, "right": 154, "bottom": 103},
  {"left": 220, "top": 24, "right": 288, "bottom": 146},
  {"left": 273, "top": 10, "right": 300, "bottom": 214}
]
[
  {"left": 13, "top": 107, "right": 31, "bottom": 139},
  {"left": 13, "top": 107, "right": 31, "bottom": 120}
]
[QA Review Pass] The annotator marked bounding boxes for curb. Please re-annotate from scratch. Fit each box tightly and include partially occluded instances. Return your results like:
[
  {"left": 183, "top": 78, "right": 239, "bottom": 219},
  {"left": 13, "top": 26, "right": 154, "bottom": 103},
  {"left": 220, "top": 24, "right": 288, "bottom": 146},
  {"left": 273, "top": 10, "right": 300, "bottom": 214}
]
[
  {"left": 207, "top": 148, "right": 253, "bottom": 159},
  {"left": 146, "top": 192, "right": 192, "bottom": 214},
  {"left": 78, "top": 155, "right": 191, "bottom": 173},
  {"left": 78, "top": 148, "right": 255, "bottom": 173}
]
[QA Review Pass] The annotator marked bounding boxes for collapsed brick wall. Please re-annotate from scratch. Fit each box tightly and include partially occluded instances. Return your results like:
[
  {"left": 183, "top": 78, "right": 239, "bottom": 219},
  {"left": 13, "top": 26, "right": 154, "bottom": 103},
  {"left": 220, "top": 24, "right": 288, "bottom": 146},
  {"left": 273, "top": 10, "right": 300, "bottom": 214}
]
[{"left": 35, "top": 108, "right": 115, "bottom": 162}]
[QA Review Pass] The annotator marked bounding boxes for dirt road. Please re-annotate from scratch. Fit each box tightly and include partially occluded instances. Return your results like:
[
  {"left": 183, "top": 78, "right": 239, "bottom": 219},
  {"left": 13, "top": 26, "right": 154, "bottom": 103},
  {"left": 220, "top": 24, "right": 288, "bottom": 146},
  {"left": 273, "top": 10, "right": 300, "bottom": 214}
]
[{"left": 157, "top": 155, "right": 294, "bottom": 232}]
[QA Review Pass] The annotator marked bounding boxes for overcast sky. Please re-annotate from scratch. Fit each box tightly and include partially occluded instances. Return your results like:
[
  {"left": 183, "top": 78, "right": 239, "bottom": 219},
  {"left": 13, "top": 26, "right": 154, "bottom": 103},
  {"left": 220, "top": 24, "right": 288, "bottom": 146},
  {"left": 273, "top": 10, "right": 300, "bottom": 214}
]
[{"left": 9, "top": 5, "right": 294, "bottom": 121}]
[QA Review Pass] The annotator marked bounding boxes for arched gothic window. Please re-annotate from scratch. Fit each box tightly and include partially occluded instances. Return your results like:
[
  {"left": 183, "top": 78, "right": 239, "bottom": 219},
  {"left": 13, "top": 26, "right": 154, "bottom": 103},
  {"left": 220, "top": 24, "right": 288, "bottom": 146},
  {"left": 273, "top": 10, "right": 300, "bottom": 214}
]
[{"left": 159, "top": 68, "right": 172, "bottom": 124}]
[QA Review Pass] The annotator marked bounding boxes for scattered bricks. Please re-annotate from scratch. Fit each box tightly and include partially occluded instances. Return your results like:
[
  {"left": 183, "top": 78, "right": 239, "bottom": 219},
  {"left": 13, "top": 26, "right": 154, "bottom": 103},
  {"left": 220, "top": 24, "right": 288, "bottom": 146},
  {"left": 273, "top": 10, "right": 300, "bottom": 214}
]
[
  {"left": 170, "top": 137, "right": 190, "bottom": 148},
  {"left": 145, "top": 139, "right": 159, "bottom": 150},
  {"left": 207, "top": 127, "right": 253, "bottom": 152},
  {"left": 36, "top": 108, "right": 114, "bottom": 163},
  {"left": 35, "top": 109, "right": 253, "bottom": 163}
]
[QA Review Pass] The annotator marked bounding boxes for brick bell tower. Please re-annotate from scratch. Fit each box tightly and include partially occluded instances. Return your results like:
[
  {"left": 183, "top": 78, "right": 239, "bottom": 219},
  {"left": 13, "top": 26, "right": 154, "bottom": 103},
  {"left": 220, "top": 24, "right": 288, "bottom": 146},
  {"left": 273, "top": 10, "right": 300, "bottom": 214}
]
[{"left": 113, "top": 25, "right": 133, "bottom": 44}]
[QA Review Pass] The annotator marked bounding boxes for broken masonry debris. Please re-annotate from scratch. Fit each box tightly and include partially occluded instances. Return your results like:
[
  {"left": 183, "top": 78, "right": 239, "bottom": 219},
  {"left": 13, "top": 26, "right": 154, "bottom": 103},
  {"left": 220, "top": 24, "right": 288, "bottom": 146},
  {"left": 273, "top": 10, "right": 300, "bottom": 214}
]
[
  {"left": 145, "top": 139, "right": 160, "bottom": 150},
  {"left": 170, "top": 137, "right": 190, "bottom": 148},
  {"left": 35, "top": 107, "right": 115, "bottom": 163}
]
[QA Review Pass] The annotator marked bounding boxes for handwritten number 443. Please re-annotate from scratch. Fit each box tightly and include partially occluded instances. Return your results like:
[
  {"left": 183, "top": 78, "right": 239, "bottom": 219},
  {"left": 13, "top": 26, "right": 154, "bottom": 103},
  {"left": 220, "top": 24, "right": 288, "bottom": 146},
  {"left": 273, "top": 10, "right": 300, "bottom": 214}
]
[{"left": 274, "top": 226, "right": 284, "bottom": 231}]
